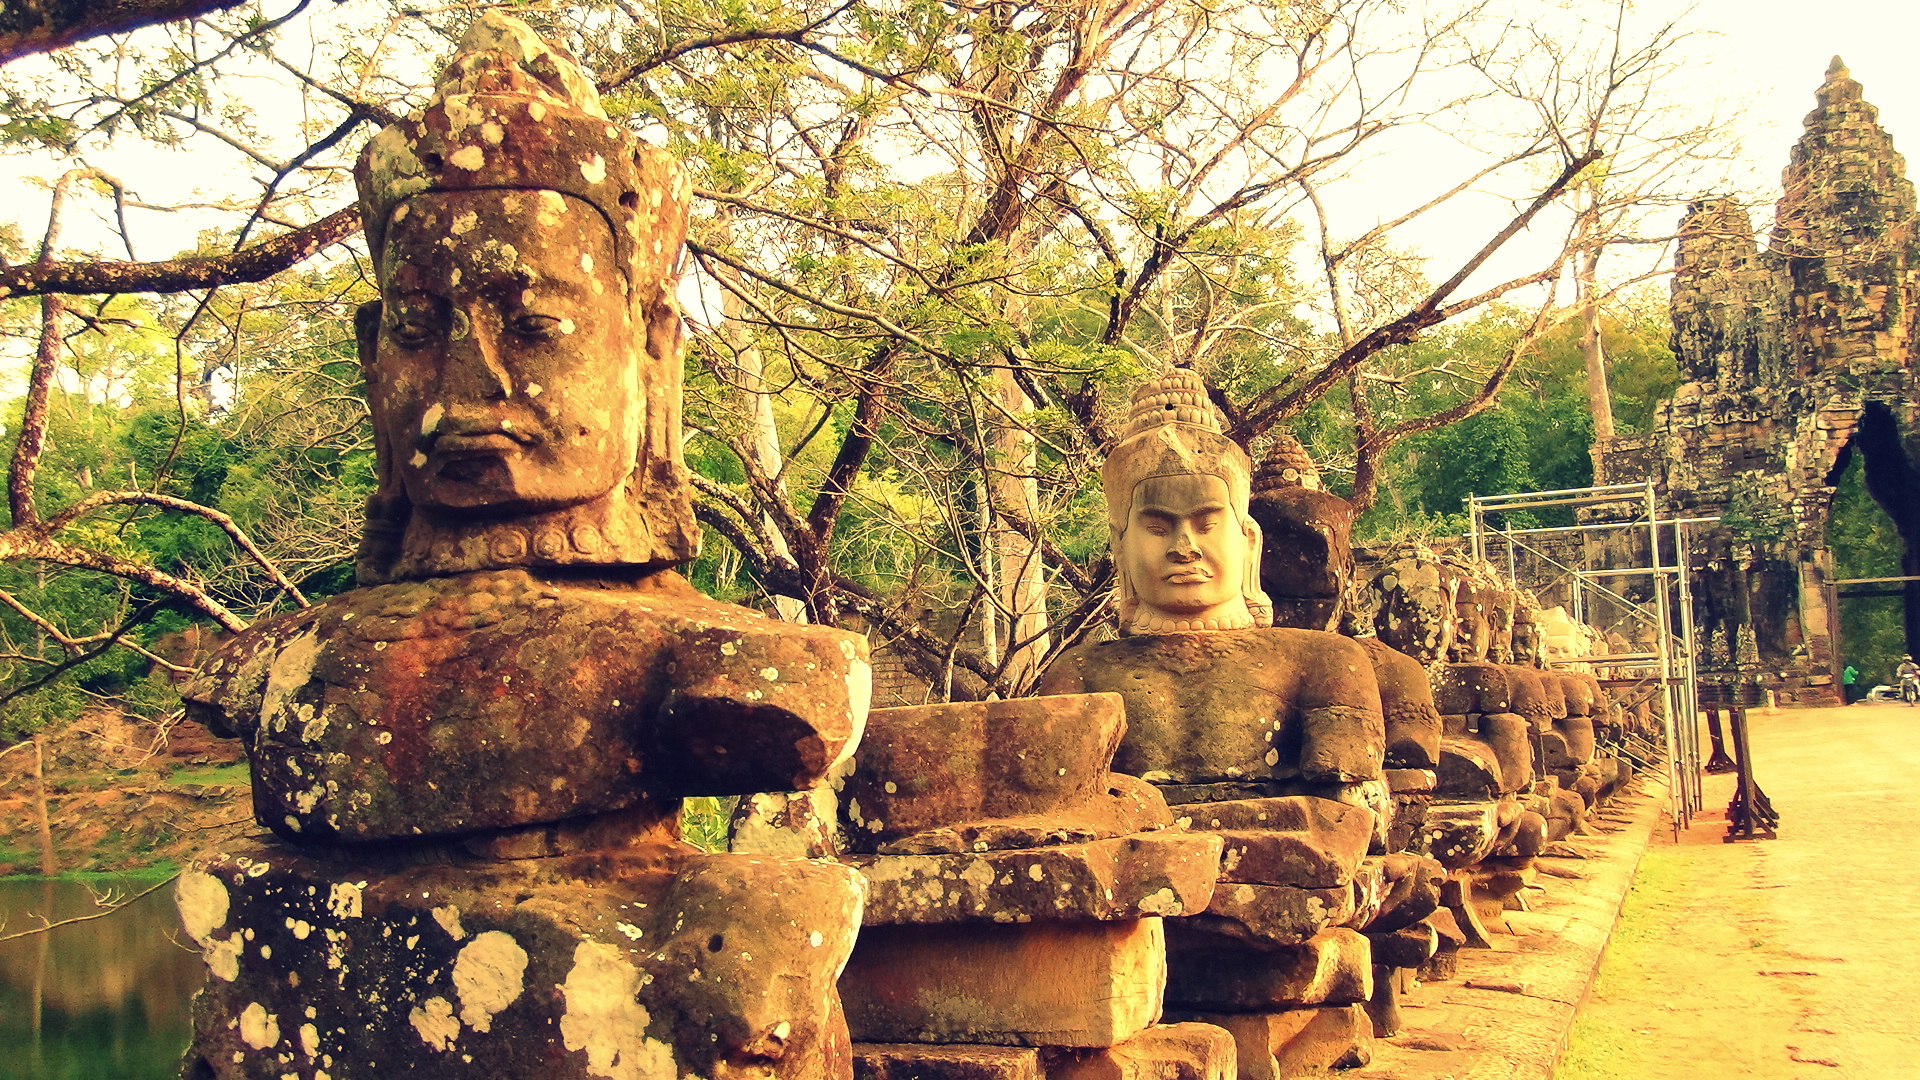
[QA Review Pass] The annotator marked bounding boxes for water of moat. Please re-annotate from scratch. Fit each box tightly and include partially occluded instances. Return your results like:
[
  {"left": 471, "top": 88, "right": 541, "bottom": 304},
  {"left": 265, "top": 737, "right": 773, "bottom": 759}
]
[{"left": 0, "top": 876, "right": 198, "bottom": 1080}]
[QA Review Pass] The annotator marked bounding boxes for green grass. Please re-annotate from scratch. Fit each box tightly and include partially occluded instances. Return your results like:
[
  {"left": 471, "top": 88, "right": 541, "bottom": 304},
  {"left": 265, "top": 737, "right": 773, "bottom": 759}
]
[
  {"left": 165, "top": 762, "right": 250, "bottom": 786},
  {"left": 1554, "top": 847, "right": 1686, "bottom": 1079},
  {"left": 1, "top": 862, "right": 178, "bottom": 883}
]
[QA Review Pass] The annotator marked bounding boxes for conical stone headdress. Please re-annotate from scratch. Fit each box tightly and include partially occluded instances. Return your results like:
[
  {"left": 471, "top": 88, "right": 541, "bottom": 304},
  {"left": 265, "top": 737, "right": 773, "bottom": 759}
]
[{"left": 1101, "top": 368, "right": 1272, "bottom": 629}]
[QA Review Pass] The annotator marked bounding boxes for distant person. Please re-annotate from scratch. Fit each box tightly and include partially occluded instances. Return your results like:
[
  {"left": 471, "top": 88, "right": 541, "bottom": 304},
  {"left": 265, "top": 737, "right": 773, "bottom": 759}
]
[
  {"left": 1843, "top": 663, "right": 1860, "bottom": 704},
  {"left": 1900, "top": 655, "right": 1920, "bottom": 706}
]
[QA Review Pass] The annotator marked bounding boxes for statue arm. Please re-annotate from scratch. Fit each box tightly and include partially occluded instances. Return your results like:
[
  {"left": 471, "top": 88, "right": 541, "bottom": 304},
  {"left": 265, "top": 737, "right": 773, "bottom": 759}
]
[
  {"left": 650, "top": 625, "right": 872, "bottom": 797},
  {"left": 1290, "top": 634, "right": 1387, "bottom": 783}
]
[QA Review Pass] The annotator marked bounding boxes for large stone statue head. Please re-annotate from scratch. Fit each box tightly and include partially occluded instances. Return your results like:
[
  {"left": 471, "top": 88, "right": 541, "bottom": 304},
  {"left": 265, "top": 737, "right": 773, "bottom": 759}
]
[
  {"left": 1102, "top": 369, "right": 1272, "bottom": 633},
  {"left": 1248, "top": 434, "right": 1355, "bottom": 632},
  {"left": 352, "top": 12, "right": 698, "bottom": 583}
]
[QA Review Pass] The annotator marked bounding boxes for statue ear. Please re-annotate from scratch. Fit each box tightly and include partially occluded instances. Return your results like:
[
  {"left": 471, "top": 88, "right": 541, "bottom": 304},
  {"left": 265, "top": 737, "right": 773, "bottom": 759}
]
[
  {"left": 1241, "top": 515, "right": 1274, "bottom": 627},
  {"left": 351, "top": 298, "right": 410, "bottom": 585},
  {"left": 355, "top": 300, "right": 382, "bottom": 381}
]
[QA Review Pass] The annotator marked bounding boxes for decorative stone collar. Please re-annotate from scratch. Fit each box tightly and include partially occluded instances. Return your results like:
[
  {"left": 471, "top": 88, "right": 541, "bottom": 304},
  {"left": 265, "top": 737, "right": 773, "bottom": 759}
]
[
  {"left": 1126, "top": 608, "right": 1258, "bottom": 634},
  {"left": 390, "top": 491, "right": 666, "bottom": 579}
]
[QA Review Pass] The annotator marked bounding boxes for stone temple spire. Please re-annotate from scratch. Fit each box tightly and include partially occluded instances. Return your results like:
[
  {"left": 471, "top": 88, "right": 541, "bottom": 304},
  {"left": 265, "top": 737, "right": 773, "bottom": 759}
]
[{"left": 1770, "top": 56, "right": 1920, "bottom": 377}]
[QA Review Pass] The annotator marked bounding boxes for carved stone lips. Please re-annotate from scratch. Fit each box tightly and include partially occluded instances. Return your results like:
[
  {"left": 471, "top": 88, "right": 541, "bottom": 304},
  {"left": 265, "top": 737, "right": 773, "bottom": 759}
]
[{"left": 430, "top": 431, "right": 532, "bottom": 453}]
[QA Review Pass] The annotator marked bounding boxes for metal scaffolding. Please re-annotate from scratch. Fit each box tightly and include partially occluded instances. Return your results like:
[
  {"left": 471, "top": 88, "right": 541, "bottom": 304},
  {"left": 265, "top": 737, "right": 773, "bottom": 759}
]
[{"left": 1467, "top": 480, "right": 1706, "bottom": 831}]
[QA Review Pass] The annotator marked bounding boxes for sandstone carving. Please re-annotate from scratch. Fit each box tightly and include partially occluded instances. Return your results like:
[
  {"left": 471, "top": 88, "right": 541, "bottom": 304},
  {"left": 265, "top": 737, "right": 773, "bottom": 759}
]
[{"left": 175, "top": 16, "right": 871, "bottom": 1080}]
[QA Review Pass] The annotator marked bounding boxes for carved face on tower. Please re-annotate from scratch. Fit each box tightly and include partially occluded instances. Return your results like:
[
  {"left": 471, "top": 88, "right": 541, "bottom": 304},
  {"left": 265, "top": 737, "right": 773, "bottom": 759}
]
[
  {"left": 351, "top": 11, "right": 697, "bottom": 582},
  {"left": 1103, "top": 370, "right": 1271, "bottom": 633}
]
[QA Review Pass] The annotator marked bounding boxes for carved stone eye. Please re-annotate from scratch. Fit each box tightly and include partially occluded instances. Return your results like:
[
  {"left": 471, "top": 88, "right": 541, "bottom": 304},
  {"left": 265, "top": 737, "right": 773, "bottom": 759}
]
[
  {"left": 511, "top": 314, "right": 563, "bottom": 339},
  {"left": 389, "top": 319, "right": 439, "bottom": 347}
]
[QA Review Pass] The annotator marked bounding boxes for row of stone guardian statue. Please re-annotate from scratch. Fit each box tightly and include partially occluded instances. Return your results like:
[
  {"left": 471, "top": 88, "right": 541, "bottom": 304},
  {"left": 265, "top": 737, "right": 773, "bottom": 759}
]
[{"left": 172, "top": 15, "right": 1636, "bottom": 1080}]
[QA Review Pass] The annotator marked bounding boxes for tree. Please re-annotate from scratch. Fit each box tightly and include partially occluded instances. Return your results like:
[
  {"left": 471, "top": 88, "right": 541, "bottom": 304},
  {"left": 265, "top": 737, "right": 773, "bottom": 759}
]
[{"left": 0, "top": 0, "right": 1746, "bottom": 710}]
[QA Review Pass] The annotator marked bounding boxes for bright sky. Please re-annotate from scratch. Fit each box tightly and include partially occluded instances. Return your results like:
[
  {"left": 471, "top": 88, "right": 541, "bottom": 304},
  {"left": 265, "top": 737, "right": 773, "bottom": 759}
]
[{"left": 3, "top": 0, "right": 1917, "bottom": 297}]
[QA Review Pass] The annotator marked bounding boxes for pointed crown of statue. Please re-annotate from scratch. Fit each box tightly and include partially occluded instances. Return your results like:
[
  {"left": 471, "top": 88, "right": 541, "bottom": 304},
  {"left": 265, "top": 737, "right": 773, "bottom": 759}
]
[
  {"left": 355, "top": 11, "right": 690, "bottom": 293},
  {"left": 1250, "top": 432, "right": 1323, "bottom": 495},
  {"left": 349, "top": 12, "right": 699, "bottom": 581},
  {"left": 1102, "top": 368, "right": 1272, "bottom": 627}
]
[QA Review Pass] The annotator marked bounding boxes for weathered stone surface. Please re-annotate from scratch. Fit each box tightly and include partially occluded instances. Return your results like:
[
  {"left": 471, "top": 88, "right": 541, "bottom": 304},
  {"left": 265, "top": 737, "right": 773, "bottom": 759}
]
[
  {"left": 1169, "top": 1006, "right": 1372, "bottom": 1080},
  {"left": 183, "top": 570, "right": 871, "bottom": 842},
  {"left": 848, "top": 831, "right": 1222, "bottom": 925},
  {"left": 1366, "top": 922, "right": 1439, "bottom": 969},
  {"left": 854, "top": 1044, "right": 1041, "bottom": 1080},
  {"left": 841, "top": 694, "right": 1150, "bottom": 854},
  {"left": 1384, "top": 768, "right": 1435, "bottom": 795},
  {"left": 1165, "top": 927, "right": 1372, "bottom": 1009},
  {"left": 731, "top": 787, "right": 840, "bottom": 858},
  {"left": 1490, "top": 808, "right": 1547, "bottom": 858},
  {"left": 1179, "top": 880, "right": 1357, "bottom": 948},
  {"left": 1039, "top": 631, "right": 1385, "bottom": 786},
  {"left": 839, "top": 919, "right": 1166, "bottom": 1048},
  {"left": 1357, "top": 637, "right": 1442, "bottom": 770},
  {"left": 1169, "top": 796, "right": 1370, "bottom": 888},
  {"left": 1359, "top": 852, "right": 1444, "bottom": 934},
  {"left": 1042, "top": 1023, "right": 1238, "bottom": 1080},
  {"left": 1421, "top": 802, "right": 1498, "bottom": 871},
  {"left": 177, "top": 839, "right": 865, "bottom": 1080}
]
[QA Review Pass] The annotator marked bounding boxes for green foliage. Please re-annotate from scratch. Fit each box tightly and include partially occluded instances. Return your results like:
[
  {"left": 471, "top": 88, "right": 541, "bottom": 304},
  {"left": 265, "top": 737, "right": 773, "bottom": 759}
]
[
  {"left": 1352, "top": 293, "right": 1679, "bottom": 542},
  {"left": 1828, "top": 451, "right": 1906, "bottom": 685}
]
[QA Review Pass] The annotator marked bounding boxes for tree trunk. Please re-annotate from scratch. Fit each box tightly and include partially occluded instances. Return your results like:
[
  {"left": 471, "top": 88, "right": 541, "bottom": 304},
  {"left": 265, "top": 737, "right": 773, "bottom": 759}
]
[
  {"left": 716, "top": 264, "right": 807, "bottom": 623},
  {"left": 1576, "top": 198, "right": 1615, "bottom": 477},
  {"left": 32, "top": 734, "right": 57, "bottom": 876},
  {"left": 990, "top": 366, "right": 1049, "bottom": 691}
]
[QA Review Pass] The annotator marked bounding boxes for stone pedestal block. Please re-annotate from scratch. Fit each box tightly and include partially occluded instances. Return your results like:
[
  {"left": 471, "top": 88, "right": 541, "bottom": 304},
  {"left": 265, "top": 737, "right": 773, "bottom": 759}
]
[
  {"left": 854, "top": 1044, "right": 1041, "bottom": 1080},
  {"left": 177, "top": 840, "right": 865, "bottom": 1080},
  {"left": 1169, "top": 1005, "right": 1372, "bottom": 1080},
  {"left": 1180, "top": 880, "right": 1357, "bottom": 948},
  {"left": 1165, "top": 927, "right": 1372, "bottom": 1009},
  {"left": 848, "top": 832, "right": 1223, "bottom": 925},
  {"left": 844, "top": 695, "right": 1162, "bottom": 854},
  {"left": 1421, "top": 801, "right": 1498, "bottom": 870},
  {"left": 1169, "top": 797, "right": 1370, "bottom": 888},
  {"left": 839, "top": 919, "right": 1166, "bottom": 1047},
  {"left": 1042, "top": 1023, "right": 1239, "bottom": 1080}
]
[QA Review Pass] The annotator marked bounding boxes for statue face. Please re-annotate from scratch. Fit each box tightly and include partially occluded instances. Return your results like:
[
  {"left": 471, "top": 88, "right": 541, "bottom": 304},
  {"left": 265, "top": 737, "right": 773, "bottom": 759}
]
[
  {"left": 1120, "top": 473, "right": 1250, "bottom": 621},
  {"left": 371, "top": 189, "right": 638, "bottom": 517}
]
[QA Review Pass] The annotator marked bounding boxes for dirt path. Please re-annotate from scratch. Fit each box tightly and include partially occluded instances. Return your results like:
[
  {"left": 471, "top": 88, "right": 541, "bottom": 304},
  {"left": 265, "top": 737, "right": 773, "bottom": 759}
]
[{"left": 1558, "top": 703, "right": 1920, "bottom": 1079}]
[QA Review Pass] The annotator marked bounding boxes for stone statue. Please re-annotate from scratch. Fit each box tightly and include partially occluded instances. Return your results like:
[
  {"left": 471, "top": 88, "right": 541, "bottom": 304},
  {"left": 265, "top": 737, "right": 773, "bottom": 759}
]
[
  {"left": 1246, "top": 434, "right": 1353, "bottom": 633},
  {"left": 175, "top": 15, "right": 871, "bottom": 1080},
  {"left": 1039, "top": 369, "right": 1398, "bottom": 1070},
  {"left": 1042, "top": 369, "right": 1383, "bottom": 790}
]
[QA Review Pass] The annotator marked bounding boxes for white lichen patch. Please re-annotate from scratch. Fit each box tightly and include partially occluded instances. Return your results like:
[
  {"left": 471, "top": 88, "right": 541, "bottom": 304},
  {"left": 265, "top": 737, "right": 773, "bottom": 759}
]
[
  {"left": 409, "top": 996, "right": 460, "bottom": 1051},
  {"left": 177, "top": 871, "right": 230, "bottom": 943},
  {"left": 432, "top": 905, "right": 466, "bottom": 941},
  {"left": 1137, "top": 887, "right": 1183, "bottom": 915},
  {"left": 560, "top": 941, "right": 675, "bottom": 1080},
  {"left": 421, "top": 402, "right": 445, "bottom": 436},
  {"left": 328, "top": 881, "right": 364, "bottom": 920},
  {"left": 260, "top": 630, "right": 323, "bottom": 733},
  {"left": 239, "top": 1003, "right": 280, "bottom": 1049},
  {"left": 579, "top": 154, "right": 606, "bottom": 184},
  {"left": 205, "top": 933, "right": 245, "bottom": 981},
  {"left": 299, "top": 1022, "right": 320, "bottom": 1058},
  {"left": 452, "top": 211, "right": 479, "bottom": 236},
  {"left": 453, "top": 931, "right": 528, "bottom": 1033},
  {"left": 448, "top": 146, "right": 486, "bottom": 171}
]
